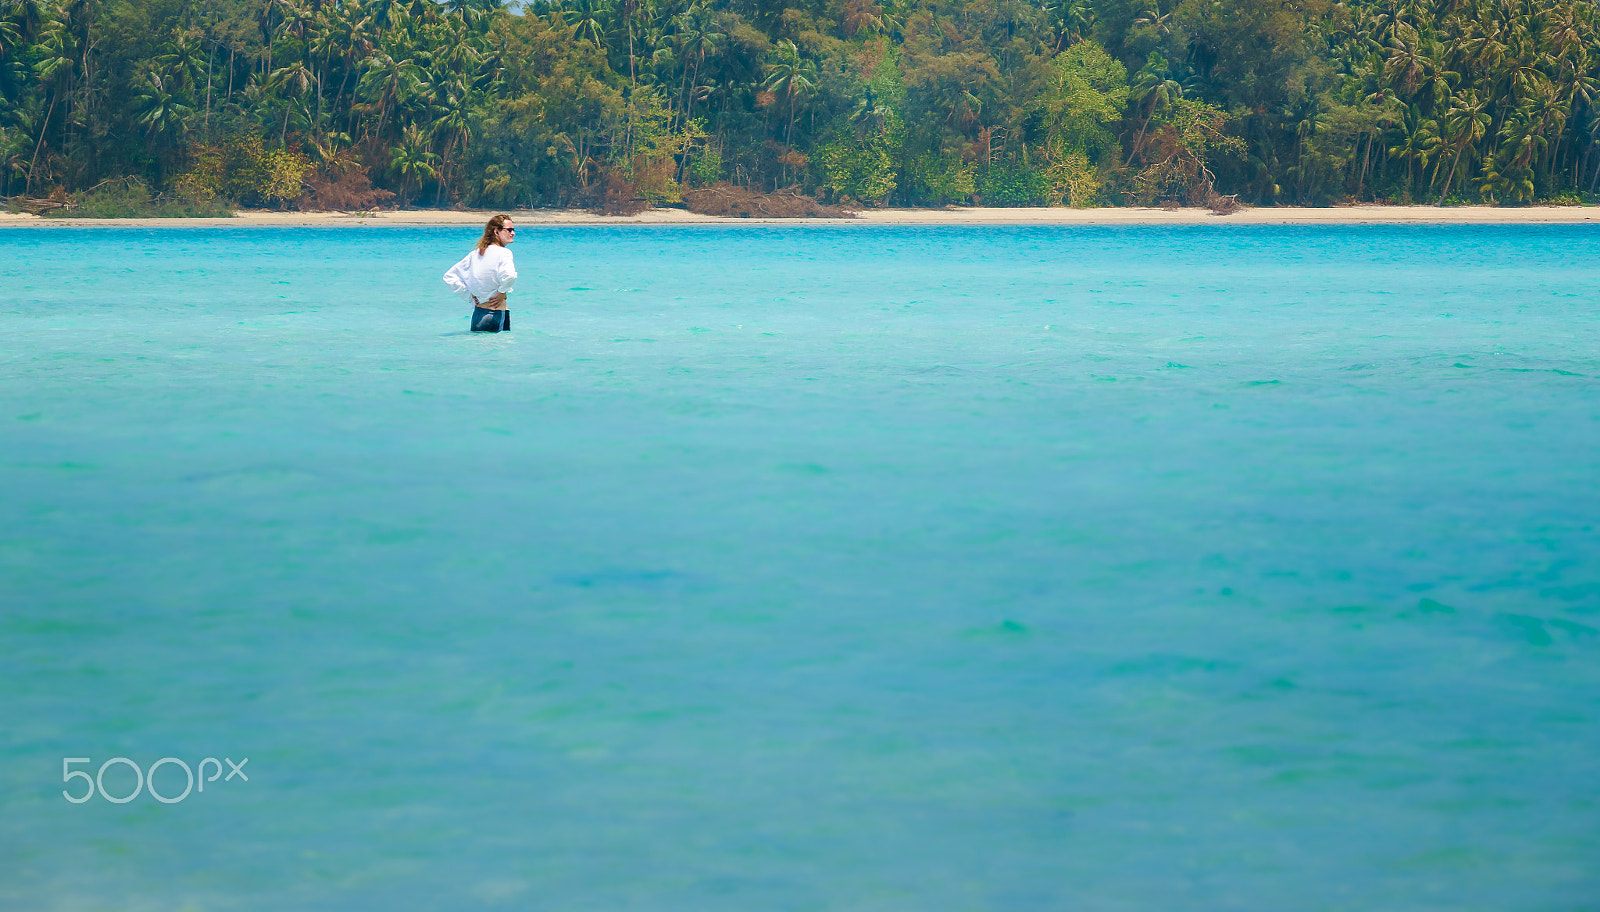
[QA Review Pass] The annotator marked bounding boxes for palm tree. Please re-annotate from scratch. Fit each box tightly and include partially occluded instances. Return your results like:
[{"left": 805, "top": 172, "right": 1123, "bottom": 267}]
[
  {"left": 673, "top": 8, "right": 721, "bottom": 127},
  {"left": 324, "top": 6, "right": 375, "bottom": 130},
  {"left": 1044, "top": 0, "right": 1092, "bottom": 51},
  {"left": 131, "top": 68, "right": 195, "bottom": 153},
  {"left": 568, "top": 0, "right": 610, "bottom": 49},
  {"left": 1436, "top": 90, "right": 1490, "bottom": 200},
  {"left": 25, "top": 8, "right": 77, "bottom": 193},
  {"left": 849, "top": 86, "right": 892, "bottom": 136},
  {"left": 0, "top": 14, "right": 22, "bottom": 68},
  {"left": 1482, "top": 101, "right": 1547, "bottom": 200},
  {"left": 762, "top": 39, "right": 814, "bottom": 184},
  {"left": 1384, "top": 25, "right": 1434, "bottom": 95},
  {"left": 1130, "top": 3, "right": 1175, "bottom": 38},
  {"left": 269, "top": 60, "right": 317, "bottom": 141},
  {"left": 307, "top": 10, "right": 348, "bottom": 129},
  {"left": 1, "top": 0, "right": 46, "bottom": 46},
  {"left": 1129, "top": 56, "right": 1183, "bottom": 165},
  {"left": 258, "top": 0, "right": 303, "bottom": 75},
  {"left": 430, "top": 102, "right": 470, "bottom": 204},
  {"left": 357, "top": 48, "right": 420, "bottom": 142},
  {"left": 842, "top": 0, "right": 883, "bottom": 38},
  {"left": 0, "top": 10, "right": 30, "bottom": 109},
  {"left": 1389, "top": 105, "right": 1441, "bottom": 193},
  {"left": 390, "top": 124, "right": 437, "bottom": 204},
  {"left": 365, "top": 0, "right": 409, "bottom": 32}
]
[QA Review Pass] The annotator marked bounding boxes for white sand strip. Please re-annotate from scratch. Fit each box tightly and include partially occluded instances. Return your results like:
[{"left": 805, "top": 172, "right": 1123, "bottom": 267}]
[{"left": 2, "top": 204, "right": 1597, "bottom": 228}]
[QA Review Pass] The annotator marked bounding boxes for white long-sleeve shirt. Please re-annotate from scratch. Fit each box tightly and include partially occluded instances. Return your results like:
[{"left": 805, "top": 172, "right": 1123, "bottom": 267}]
[{"left": 443, "top": 245, "right": 517, "bottom": 305}]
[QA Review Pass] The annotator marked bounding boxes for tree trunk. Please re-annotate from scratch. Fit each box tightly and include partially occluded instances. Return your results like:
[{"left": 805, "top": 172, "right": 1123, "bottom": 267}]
[
  {"left": 27, "top": 93, "right": 57, "bottom": 194},
  {"left": 682, "top": 61, "right": 700, "bottom": 134},
  {"left": 1356, "top": 130, "right": 1373, "bottom": 199},
  {"left": 1131, "top": 104, "right": 1157, "bottom": 167},
  {"left": 784, "top": 95, "right": 796, "bottom": 187},
  {"left": 205, "top": 43, "right": 215, "bottom": 137},
  {"left": 436, "top": 142, "right": 453, "bottom": 207},
  {"left": 626, "top": 0, "right": 636, "bottom": 87},
  {"left": 1438, "top": 141, "right": 1467, "bottom": 203},
  {"left": 677, "top": 64, "right": 691, "bottom": 130}
]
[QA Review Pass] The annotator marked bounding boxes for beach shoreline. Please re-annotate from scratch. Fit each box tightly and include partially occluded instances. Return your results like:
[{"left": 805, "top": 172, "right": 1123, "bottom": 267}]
[{"left": 2, "top": 204, "right": 1597, "bottom": 228}]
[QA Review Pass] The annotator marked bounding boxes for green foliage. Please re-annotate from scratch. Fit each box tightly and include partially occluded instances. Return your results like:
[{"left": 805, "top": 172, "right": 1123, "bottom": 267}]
[
  {"left": 1290, "top": 100, "right": 1397, "bottom": 204},
  {"left": 174, "top": 137, "right": 312, "bottom": 208},
  {"left": 622, "top": 92, "right": 696, "bottom": 205},
  {"left": 1541, "top": 191, "right": 1592, "bottom": 206},
  {"left": 812, "top": 115, "right": 903, "bottom": 204},
  {"left": 1174, "top": 0, "right": 1333, "bottom": 114},
  {"left": 979, "top": 162, "right": 1050, "bottom": 206},
  {"left": 903, "top": 150, "right": 976, "bottom": 205},
  {"left": 689, "top": 142, "right": 723, "bottom": 187},
  {"left": 2, "top": 0, "right": 1599, "bottom": 209},
  {"left": 55, "top": 178, "right": 234, "bottom": 218},
  {"left": 1033, "top": 41, "right": 1129, "bottom": 162},
  {"left": 67, "top": 181, "right": 162, "bottom": 218},
  {"left": 1128, "top": 98, "right": 1245, "bottom": 204},
  {"left": 391, "top": 126, "right": 439, "bottom": 205},
  {"left": 1044, "top": 151, "right": 1103, "bottom": 207}
]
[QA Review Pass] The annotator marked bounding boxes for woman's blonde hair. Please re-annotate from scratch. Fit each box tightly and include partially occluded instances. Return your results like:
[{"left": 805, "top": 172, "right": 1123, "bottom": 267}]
[{"left": 476, "top": 214, "right": 512, "bottom": 255}]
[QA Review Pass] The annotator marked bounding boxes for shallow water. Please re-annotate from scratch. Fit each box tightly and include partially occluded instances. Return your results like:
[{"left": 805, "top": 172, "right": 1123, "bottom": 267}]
[{"left": 1, "top": 224, "right": 1598, "bottom": 911}]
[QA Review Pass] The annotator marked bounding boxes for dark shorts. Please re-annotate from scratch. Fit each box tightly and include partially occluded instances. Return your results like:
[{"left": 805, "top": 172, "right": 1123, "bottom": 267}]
[{"left": 471, "top": 307, "right": 511, "bottom": 332}]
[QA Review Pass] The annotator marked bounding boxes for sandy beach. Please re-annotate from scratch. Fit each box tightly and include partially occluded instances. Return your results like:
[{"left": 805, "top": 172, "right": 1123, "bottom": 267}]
[{"left": 1, "top": 204, "right": 1597, "bottom": 228}]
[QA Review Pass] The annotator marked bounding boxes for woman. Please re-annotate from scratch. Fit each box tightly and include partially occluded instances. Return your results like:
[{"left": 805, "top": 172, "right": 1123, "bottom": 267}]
[{"left": 443, "top": 215, "right": 518, "bottom": 332}]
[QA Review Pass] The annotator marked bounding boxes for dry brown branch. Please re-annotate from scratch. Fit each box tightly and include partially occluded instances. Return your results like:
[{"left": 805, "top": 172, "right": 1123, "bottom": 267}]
[
  {"left": 1204, "top": 190, "right": 1245, "bottom": 215},
  {"left": 582, "top": 167, "right": 651, "bottom": 216},
  {"left": 296, "top": 166, "right": 396, "bottom": 211},
  {"left": 18, "top": 199, "right": 70, "bottom": 214},
  {"left": 16, "top": 187, "right": 72, "bottom": 214},
  {"left": 682, "top": 183, "right": 858, "bottom": 218}
]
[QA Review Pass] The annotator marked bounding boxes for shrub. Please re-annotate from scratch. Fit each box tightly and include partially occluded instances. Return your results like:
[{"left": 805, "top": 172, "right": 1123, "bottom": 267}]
[
  {"left": 69, "top": 179, "right": 152, "bottom": 217},
  {"left": 978, "top": 163, "right": 1049, "bottom": 206},
  {"left": 1126, "top": 99, "right": 1246, "bottom": 206},
  {"left": 631, "top": 148, "right": 683, "bottom": 206},
  {"left": 1043, "top": 151, "right": 1102, "bottom": 207},
  {"left": 1541, "top": 191, "right": 1587, "bottom": 206},
  {"left": 618, "top": 100, "right": 695, "bottom": 206},
  {"left": 811, "top": 119, "right": 903, "bottom": 205},
  {"left": 904, "top": 152, "right": 975, "bottom": 206},
  {"left": 52, "top": 178, "right": 234, "bottom": 218},
  {"left": 689, "top": 144, "right": 723, "bottom": 187},
  {"left": 172, "top": 137, "right": 311, "bottom": 208}
]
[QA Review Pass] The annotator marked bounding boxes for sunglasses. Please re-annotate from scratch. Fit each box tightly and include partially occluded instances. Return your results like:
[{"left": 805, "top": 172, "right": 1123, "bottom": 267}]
[{"left": 500, "top": 226, "right": 515, "bottom": 233}]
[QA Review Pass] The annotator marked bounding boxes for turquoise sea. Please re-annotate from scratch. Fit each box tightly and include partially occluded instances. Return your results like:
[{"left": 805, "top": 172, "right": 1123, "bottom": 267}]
[{"left": 1, "top": 224, "right": 1598, "bottom": 911}]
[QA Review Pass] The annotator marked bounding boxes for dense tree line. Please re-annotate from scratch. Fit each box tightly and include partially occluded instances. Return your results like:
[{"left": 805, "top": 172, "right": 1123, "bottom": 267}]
[{"left": 1, "top": 0, "right": 1597, "bottom": 209}]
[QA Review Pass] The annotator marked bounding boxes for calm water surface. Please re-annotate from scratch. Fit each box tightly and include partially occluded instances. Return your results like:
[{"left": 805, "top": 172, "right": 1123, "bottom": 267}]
[{"left": 1, "top": 225, "right": 1598, "bottom": 911}]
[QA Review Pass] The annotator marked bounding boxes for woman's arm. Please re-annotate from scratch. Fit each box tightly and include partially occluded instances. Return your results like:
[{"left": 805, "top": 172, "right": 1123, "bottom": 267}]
[
  {"left": 494, "top": 249, "right": 518, "bottom": 296},
  {"left": 442, "top": 253, "right": 473, "bottom": 302}
]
